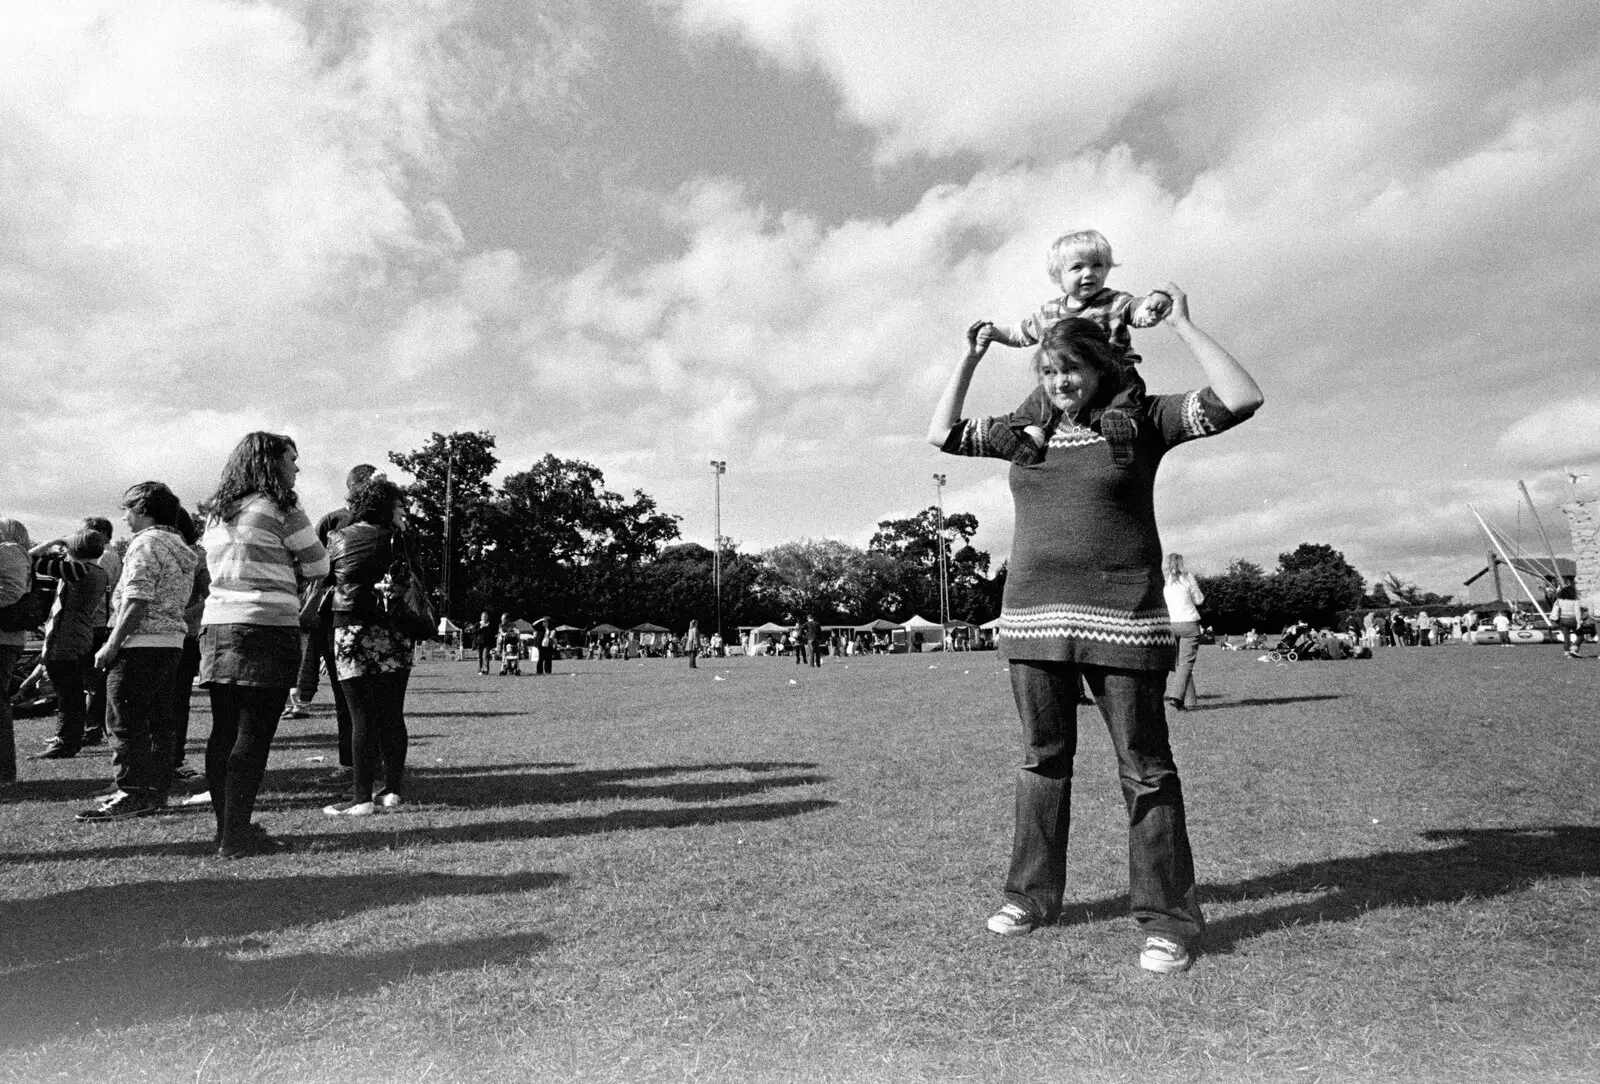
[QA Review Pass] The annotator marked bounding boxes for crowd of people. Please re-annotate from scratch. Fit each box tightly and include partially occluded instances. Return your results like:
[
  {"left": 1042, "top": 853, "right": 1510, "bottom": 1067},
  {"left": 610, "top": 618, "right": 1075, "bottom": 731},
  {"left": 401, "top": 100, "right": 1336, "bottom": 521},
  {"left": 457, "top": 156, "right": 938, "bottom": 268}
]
[{"left": 0, "top": 433, "right": 425, "bottom": 855}]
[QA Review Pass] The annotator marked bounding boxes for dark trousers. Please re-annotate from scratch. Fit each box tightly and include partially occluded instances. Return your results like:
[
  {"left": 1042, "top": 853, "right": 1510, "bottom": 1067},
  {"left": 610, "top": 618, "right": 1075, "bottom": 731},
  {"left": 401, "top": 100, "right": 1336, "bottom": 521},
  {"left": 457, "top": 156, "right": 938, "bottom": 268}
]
[
  {"left": 295, "top": 631, "right": 320, "bottom": 703},
  {"left": 342, "top": 669, "right": 410, "bottom": 803},
  {"left": 477, "top": 642, "right": 492, "bottom": 671},
  {"left": 0, "top": 644, "right": 18, "bottom": 783},
  {"left": 1004, "top": 660, "right": 1204, "bottom": 948},
  {"left": 171, "top": 636, "right": 201, "bottom": 766},
  {"left": 206, "top": 684, "right": 289, "bottom": 846},
  {"left": 313, "top": 629, "right": 352, "bottom": 767},
  {"left": 810, "top": 642, "right": 822, "bottom": 667},
  {"left": 85, "top": 627, "right": 111, "bottom": 736},
  {"left": 688, "top": 647, "right": 699, "bottom": 668},
  {"left": 795, "top": 643, "right": 805, "bottom": 664},
  {"left": 107, "top": 647, "right": 182, "bottom": 799},
  {"left": 45, "top": 658, "right": 89, "bottom": 752}
]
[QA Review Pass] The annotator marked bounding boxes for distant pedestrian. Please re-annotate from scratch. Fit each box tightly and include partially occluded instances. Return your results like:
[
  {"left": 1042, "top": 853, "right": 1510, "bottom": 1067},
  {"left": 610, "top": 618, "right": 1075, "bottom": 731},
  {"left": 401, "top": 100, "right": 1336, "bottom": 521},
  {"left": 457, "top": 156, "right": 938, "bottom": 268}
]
[
  {"left": 687, "top": 620, "right": 701, "bottom": 669},
  {"left": 1162, "top": 553, "right": 1204, "bottom": 711},
  {"left": 805, "top": 614, "right": 823, "bottom": 667}
]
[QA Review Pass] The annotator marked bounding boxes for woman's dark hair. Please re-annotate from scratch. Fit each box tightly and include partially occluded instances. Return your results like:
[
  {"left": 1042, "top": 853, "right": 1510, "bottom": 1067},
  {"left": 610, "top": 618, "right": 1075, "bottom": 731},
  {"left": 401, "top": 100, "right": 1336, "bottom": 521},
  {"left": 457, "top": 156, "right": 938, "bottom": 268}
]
[
  {"left": 1033, "top": 317, "right": 1128, "bottom": 405},
  {"left": 66, "top": 527, "right": 105, "bottom": 561},
  {"left": 174, "top": 507, "right": 200, "bottom": 546},
  {"left": 121, "top": 481, "right": 181, "bottom": 527},
  {"left": 347, "top": 477, "right": 403, "bottom": 526},
  {"left": 200, "top": 432, "right": 299, "bottom": 522}
]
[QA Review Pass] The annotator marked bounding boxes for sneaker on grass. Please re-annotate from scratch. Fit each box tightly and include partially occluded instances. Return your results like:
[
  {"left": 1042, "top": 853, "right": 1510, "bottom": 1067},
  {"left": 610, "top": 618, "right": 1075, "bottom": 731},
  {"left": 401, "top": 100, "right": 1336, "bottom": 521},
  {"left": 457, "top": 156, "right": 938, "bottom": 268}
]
[
  {"left": 376, "top": 792, "right": 402, "bottom": 809},
  {"left": 1138, "top": 936, "right": 1192, "bottom": 974},
  {"left": 323, "top": 800, "right": 375, "bottom": 816},
  {"left": 986, "top": 902, "right": 1038, "bottom": 937},
  {"left": 75, "top": 792, "right": 159, "bottom": 822}
]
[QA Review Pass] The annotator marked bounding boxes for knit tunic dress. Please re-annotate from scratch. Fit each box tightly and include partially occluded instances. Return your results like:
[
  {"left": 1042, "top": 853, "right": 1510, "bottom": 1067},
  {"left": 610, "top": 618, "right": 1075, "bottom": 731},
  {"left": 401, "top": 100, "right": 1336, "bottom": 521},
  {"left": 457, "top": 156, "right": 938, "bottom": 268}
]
[{"left": 942, "top": 386, "right": 1253, "bottom": 670}]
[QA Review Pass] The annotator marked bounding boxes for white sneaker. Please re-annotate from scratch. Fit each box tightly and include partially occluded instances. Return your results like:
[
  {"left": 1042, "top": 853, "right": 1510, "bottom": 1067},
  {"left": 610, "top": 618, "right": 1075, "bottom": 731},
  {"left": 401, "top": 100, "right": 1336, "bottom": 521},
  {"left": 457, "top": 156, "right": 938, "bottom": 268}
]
[
  {"left": 322, "top": 801, "right": 375, "bottom": 816},
  {"left": 180, "top": 791, "right": 212, "bottom": 806},
  {"left": 986, "top": 902, "right": 1038, "bottom": 937},
  {"left": 1139, "top": 936, "right": 1192, "bottom": 974},
  {"left": 377, "top": 792, "right": 402, "bottom": 809}
]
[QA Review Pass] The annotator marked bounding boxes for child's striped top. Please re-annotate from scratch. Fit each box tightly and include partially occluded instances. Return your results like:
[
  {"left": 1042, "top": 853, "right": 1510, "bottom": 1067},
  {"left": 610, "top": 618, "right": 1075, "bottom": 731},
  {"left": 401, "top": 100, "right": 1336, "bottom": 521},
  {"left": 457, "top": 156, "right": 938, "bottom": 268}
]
[{"left": 200, "top": 494, "right": 329, "bottom": 628}]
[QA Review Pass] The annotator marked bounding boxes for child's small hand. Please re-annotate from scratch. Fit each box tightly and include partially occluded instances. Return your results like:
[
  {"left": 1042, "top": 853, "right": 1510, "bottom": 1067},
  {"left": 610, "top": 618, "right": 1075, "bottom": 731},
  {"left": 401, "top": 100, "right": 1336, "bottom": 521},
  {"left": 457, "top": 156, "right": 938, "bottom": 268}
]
[
  {"left": 1132, "top": 291, "right": 1172, "bottom": 328},
  {"left": 968, "top": 320, "right": 995, "bottom": 358}
]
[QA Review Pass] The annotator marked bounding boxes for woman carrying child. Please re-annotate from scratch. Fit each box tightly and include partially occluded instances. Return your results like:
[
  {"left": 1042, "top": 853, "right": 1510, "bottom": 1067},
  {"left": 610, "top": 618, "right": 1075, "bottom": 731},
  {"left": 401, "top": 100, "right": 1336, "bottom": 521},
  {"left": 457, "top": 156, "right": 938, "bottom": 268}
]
[{"left": 928, "top": 285, "right": 1262, "bottom": 974}]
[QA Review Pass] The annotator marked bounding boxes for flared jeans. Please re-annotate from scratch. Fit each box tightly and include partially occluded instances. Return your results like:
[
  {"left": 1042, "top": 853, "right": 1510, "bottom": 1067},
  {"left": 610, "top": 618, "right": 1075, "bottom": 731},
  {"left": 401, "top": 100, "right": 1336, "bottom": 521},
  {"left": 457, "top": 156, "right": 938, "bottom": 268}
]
[{"left": 1003, "top": 659, "right": 1204, "bottom": 948}]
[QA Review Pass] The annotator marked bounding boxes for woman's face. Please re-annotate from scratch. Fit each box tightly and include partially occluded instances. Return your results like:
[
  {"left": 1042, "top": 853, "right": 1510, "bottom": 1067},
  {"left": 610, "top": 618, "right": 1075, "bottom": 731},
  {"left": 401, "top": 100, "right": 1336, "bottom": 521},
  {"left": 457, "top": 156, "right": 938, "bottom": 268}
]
[
  {"left": 276, "top": 445, "right": 300, "bottom": 488},
  {"left": 1037, "top": 351, "right": 1101, "bottom": 413}
]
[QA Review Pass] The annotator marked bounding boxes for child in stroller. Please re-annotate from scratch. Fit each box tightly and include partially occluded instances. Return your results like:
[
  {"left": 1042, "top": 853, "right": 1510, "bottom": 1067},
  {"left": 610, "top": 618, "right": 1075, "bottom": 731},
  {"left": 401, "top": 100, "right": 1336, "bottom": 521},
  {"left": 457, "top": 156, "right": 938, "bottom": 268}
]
[{"left": 497, "top": 615, "right": 522, "bottom": 676}]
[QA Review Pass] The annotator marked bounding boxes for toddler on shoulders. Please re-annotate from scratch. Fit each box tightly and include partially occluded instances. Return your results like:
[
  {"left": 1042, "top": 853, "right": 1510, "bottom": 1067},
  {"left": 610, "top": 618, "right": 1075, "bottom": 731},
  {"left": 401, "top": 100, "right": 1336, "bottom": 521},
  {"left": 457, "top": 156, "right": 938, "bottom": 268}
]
[{"left": 977, "top": 229, "right": 1171, "bottom": 464}]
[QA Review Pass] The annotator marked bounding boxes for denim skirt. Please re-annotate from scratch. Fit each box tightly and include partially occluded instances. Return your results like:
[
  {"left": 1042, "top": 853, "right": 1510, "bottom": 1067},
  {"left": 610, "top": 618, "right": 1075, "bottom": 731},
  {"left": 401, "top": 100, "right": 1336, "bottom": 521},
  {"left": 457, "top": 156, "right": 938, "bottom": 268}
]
[{"left": 199, "top": 624, "right": 301, "bottom": 688}]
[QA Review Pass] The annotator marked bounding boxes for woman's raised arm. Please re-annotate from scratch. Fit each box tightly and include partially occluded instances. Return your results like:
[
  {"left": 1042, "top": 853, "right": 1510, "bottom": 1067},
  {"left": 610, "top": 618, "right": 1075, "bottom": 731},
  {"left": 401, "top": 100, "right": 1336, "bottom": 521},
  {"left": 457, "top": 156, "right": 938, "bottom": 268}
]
[
  {"left": 927, "top": 321, "right": 994, "bottom": 448},
  {"left": 1162, "top": 284, "right": 1264, "bottom": 415}
]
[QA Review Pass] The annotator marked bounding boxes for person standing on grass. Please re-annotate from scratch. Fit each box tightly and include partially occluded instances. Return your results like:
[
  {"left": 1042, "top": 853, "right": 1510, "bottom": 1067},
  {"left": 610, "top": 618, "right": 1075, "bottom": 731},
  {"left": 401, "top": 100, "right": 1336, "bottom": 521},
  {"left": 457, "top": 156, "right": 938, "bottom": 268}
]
[
  {"left": 475, "top": 610, "right": 494, "bottom": 674},
  {"left": 1555, "top": 584, "right": 1583, "bottom": 658},
  {"left": 199, "top": 432, "right": 328, "bottom": 859},
  {"left": 805, "top": 613, "right": 823, "bottom": 667},
  {"left": 298, "top": 464, "right": 377, "bottom": 789},
  {"left": 29, "top": 529, "right": 109, "bottom": 760},
  {"left": 687, "top": 619, "right": 701, "bottom": 668},
  {"left": 168, "top": 508, "right": 209, "bottom": 786},
  {"left": 928, "top": 286, "right": 1263, "bottom": 975},
  {"left": 81, "top": 515, "right": 122, "bottom": 748},
  {"left": 76, "top": 482, "right": 198, "bottom": 822},
  {"left": 1162, "top": 554, "right": 1205, "bottom": 712},
  {"left": 323, "top": 477, "right": 414, "bottom": 816}
]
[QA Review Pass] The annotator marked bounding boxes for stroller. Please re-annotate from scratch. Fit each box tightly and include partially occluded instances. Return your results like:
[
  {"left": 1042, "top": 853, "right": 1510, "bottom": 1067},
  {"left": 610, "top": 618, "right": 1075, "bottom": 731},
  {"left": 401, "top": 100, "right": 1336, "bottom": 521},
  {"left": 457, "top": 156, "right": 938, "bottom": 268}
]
[
  {"left": 1267, "top": 623, "right": 1317, "bottom": 662},
  {"left": 498, "top": 629, "right": 522, "bottom": 675}
]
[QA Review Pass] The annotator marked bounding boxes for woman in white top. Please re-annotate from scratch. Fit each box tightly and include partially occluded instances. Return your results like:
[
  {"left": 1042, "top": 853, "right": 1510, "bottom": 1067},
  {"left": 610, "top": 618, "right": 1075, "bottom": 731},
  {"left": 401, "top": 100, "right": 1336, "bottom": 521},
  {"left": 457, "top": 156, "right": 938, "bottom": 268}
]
[{"left": 1163, "top": 554, "right": 1205, "bottom": 711}]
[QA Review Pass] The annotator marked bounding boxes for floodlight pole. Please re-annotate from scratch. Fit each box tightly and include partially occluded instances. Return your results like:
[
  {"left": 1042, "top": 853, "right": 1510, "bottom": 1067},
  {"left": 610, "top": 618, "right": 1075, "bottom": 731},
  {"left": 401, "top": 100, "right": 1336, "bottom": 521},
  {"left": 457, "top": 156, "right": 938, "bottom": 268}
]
[
  {"left": 934, "top": 473, "right": 949, "bottom": 633},
  {"left": 441, "top": 435, "right": 454, "bottom": 622},
  {"left": 711, "top": 460, "right": 727, "bottom": 642}
]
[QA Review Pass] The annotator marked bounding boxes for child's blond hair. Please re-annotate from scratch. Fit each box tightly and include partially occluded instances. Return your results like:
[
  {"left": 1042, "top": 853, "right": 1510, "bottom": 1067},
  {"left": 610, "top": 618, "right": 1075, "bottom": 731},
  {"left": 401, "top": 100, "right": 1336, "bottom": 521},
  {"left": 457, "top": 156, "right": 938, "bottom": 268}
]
[{"left": 1045, "top": 230, "right": 1118, "bottom": 288}]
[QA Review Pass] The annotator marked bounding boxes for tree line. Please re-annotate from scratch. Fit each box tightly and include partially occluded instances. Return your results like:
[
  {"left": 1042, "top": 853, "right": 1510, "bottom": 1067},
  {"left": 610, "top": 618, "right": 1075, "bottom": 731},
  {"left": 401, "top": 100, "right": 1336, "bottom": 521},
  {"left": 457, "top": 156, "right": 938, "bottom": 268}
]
[
  {"left": 388, "top": 431, "right": 1449, "bottom": 635},
  {"left": 389, "top": 431, "right": 1001, "bottom": 632}
]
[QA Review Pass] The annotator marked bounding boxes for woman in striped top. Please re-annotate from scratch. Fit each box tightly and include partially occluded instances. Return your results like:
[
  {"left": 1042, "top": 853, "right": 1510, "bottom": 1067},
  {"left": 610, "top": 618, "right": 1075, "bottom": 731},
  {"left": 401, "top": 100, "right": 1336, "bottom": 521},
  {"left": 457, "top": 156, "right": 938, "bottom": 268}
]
[{"left": 199, "top": 432, "right": 328, "bottom": 859}]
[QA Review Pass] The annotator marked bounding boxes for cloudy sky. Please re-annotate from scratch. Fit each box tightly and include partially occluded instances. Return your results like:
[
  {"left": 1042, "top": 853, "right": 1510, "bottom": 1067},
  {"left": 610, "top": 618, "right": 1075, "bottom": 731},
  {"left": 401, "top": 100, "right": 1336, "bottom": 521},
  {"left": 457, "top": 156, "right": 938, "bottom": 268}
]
[{"left": 4, "top": 0, "right": 1598, "bottom": 596}]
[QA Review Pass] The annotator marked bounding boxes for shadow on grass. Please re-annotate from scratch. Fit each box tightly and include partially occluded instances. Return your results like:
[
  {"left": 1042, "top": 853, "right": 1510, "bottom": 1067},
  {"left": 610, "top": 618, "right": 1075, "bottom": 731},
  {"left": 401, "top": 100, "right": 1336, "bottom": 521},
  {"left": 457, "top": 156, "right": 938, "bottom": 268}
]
[
  {"left": 402, "top": 710, "right": 534, "bottom": 718},
  {"left": 405, "top": 761, "right": 827, "bottom": 809},
  {"left": 0, "top": 797, "right": 836, "bottom": 864},
  {"left": 1048, "top": 827, "right": 1600, "bottom": 951},
  {"left": 0, "top": 870, "right": 559, "bottom": 1048},
  {"left": 1185, "top": 694, "right": 1342, "bottom": 712},
  {"left": 1197, "top": 825, "right": 1600, "bottom": 953}
]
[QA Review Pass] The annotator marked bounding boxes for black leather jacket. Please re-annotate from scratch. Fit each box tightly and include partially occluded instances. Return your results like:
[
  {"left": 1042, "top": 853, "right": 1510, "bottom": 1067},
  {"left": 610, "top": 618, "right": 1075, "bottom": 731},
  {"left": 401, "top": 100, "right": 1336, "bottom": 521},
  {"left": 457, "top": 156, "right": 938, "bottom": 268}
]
[{"left": 326, "top": 522, "right": 395, "bottom": 628}]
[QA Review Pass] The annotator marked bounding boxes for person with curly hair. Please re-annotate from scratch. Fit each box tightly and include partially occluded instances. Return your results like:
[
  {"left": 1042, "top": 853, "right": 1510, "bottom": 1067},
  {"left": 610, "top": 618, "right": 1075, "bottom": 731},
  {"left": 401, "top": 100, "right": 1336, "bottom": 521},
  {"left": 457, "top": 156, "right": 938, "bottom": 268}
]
[
  {"left": 322, "top": 476, "right": 414, "bottom": 816},
  {"left": 198, "top": 432, "right": 328, "bottom": 858}
]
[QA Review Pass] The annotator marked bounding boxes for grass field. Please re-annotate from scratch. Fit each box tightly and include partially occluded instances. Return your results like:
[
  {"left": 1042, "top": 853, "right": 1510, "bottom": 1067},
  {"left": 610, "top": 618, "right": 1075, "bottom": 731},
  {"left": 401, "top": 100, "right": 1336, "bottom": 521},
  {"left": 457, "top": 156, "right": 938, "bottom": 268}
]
[{"left": 1, "top": 644, "right": 1597, "bottom": 1083}]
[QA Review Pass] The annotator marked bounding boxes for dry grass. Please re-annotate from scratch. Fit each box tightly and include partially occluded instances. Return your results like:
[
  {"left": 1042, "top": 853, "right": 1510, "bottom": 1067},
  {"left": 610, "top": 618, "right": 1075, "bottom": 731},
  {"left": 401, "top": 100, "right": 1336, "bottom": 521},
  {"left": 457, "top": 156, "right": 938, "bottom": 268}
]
[{"left": 0, "top": 645, "right": 1596, "bottom": 1082}]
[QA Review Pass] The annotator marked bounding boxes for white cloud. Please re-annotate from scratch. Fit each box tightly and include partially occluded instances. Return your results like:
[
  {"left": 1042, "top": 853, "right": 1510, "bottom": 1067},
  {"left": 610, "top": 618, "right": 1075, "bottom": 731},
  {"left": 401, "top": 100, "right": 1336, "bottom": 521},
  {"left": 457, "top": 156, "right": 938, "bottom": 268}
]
[{"left": 1496, "top": 398, "right": 1600, "bottom": 468}]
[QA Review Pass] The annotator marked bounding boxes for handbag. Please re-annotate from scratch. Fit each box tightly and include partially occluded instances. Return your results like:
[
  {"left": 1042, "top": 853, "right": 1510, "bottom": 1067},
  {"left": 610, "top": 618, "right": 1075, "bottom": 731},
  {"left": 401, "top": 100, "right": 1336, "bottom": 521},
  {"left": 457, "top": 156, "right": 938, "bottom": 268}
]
[
  {"left": 386, "top": 532, "right": 436, "bottom": 640},
  {"left": 298, "top": 576, "right": 334, "bottom": 631}
]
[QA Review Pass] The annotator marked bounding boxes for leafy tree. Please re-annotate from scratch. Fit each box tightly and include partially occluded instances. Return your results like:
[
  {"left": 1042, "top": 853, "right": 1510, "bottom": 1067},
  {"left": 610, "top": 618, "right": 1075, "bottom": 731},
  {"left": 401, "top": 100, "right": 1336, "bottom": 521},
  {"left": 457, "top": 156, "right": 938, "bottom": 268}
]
[
  {"left": 1270, "top": 543, "right": 1366, "bottom": 628},
  {"left": 869, "top": 507, "right": 990, "bottom": 620},
  {"left": 628, "top": 541, "right": 774, "bottom": 636},
  {"left": 1374, "top": 572, "right": 1453, "bottom": 607},
  {"left": 486, "top": 454, "right": 681, "bottom": 624},
  {"left": 1196, "top": 559, "right": 1273, "bottom": 634},
  {"left": 388, "top": 431, "right": 499, "bottom": 620},
  {"left": 757, "top": 539, "right": 903, "bottom": 623}
]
